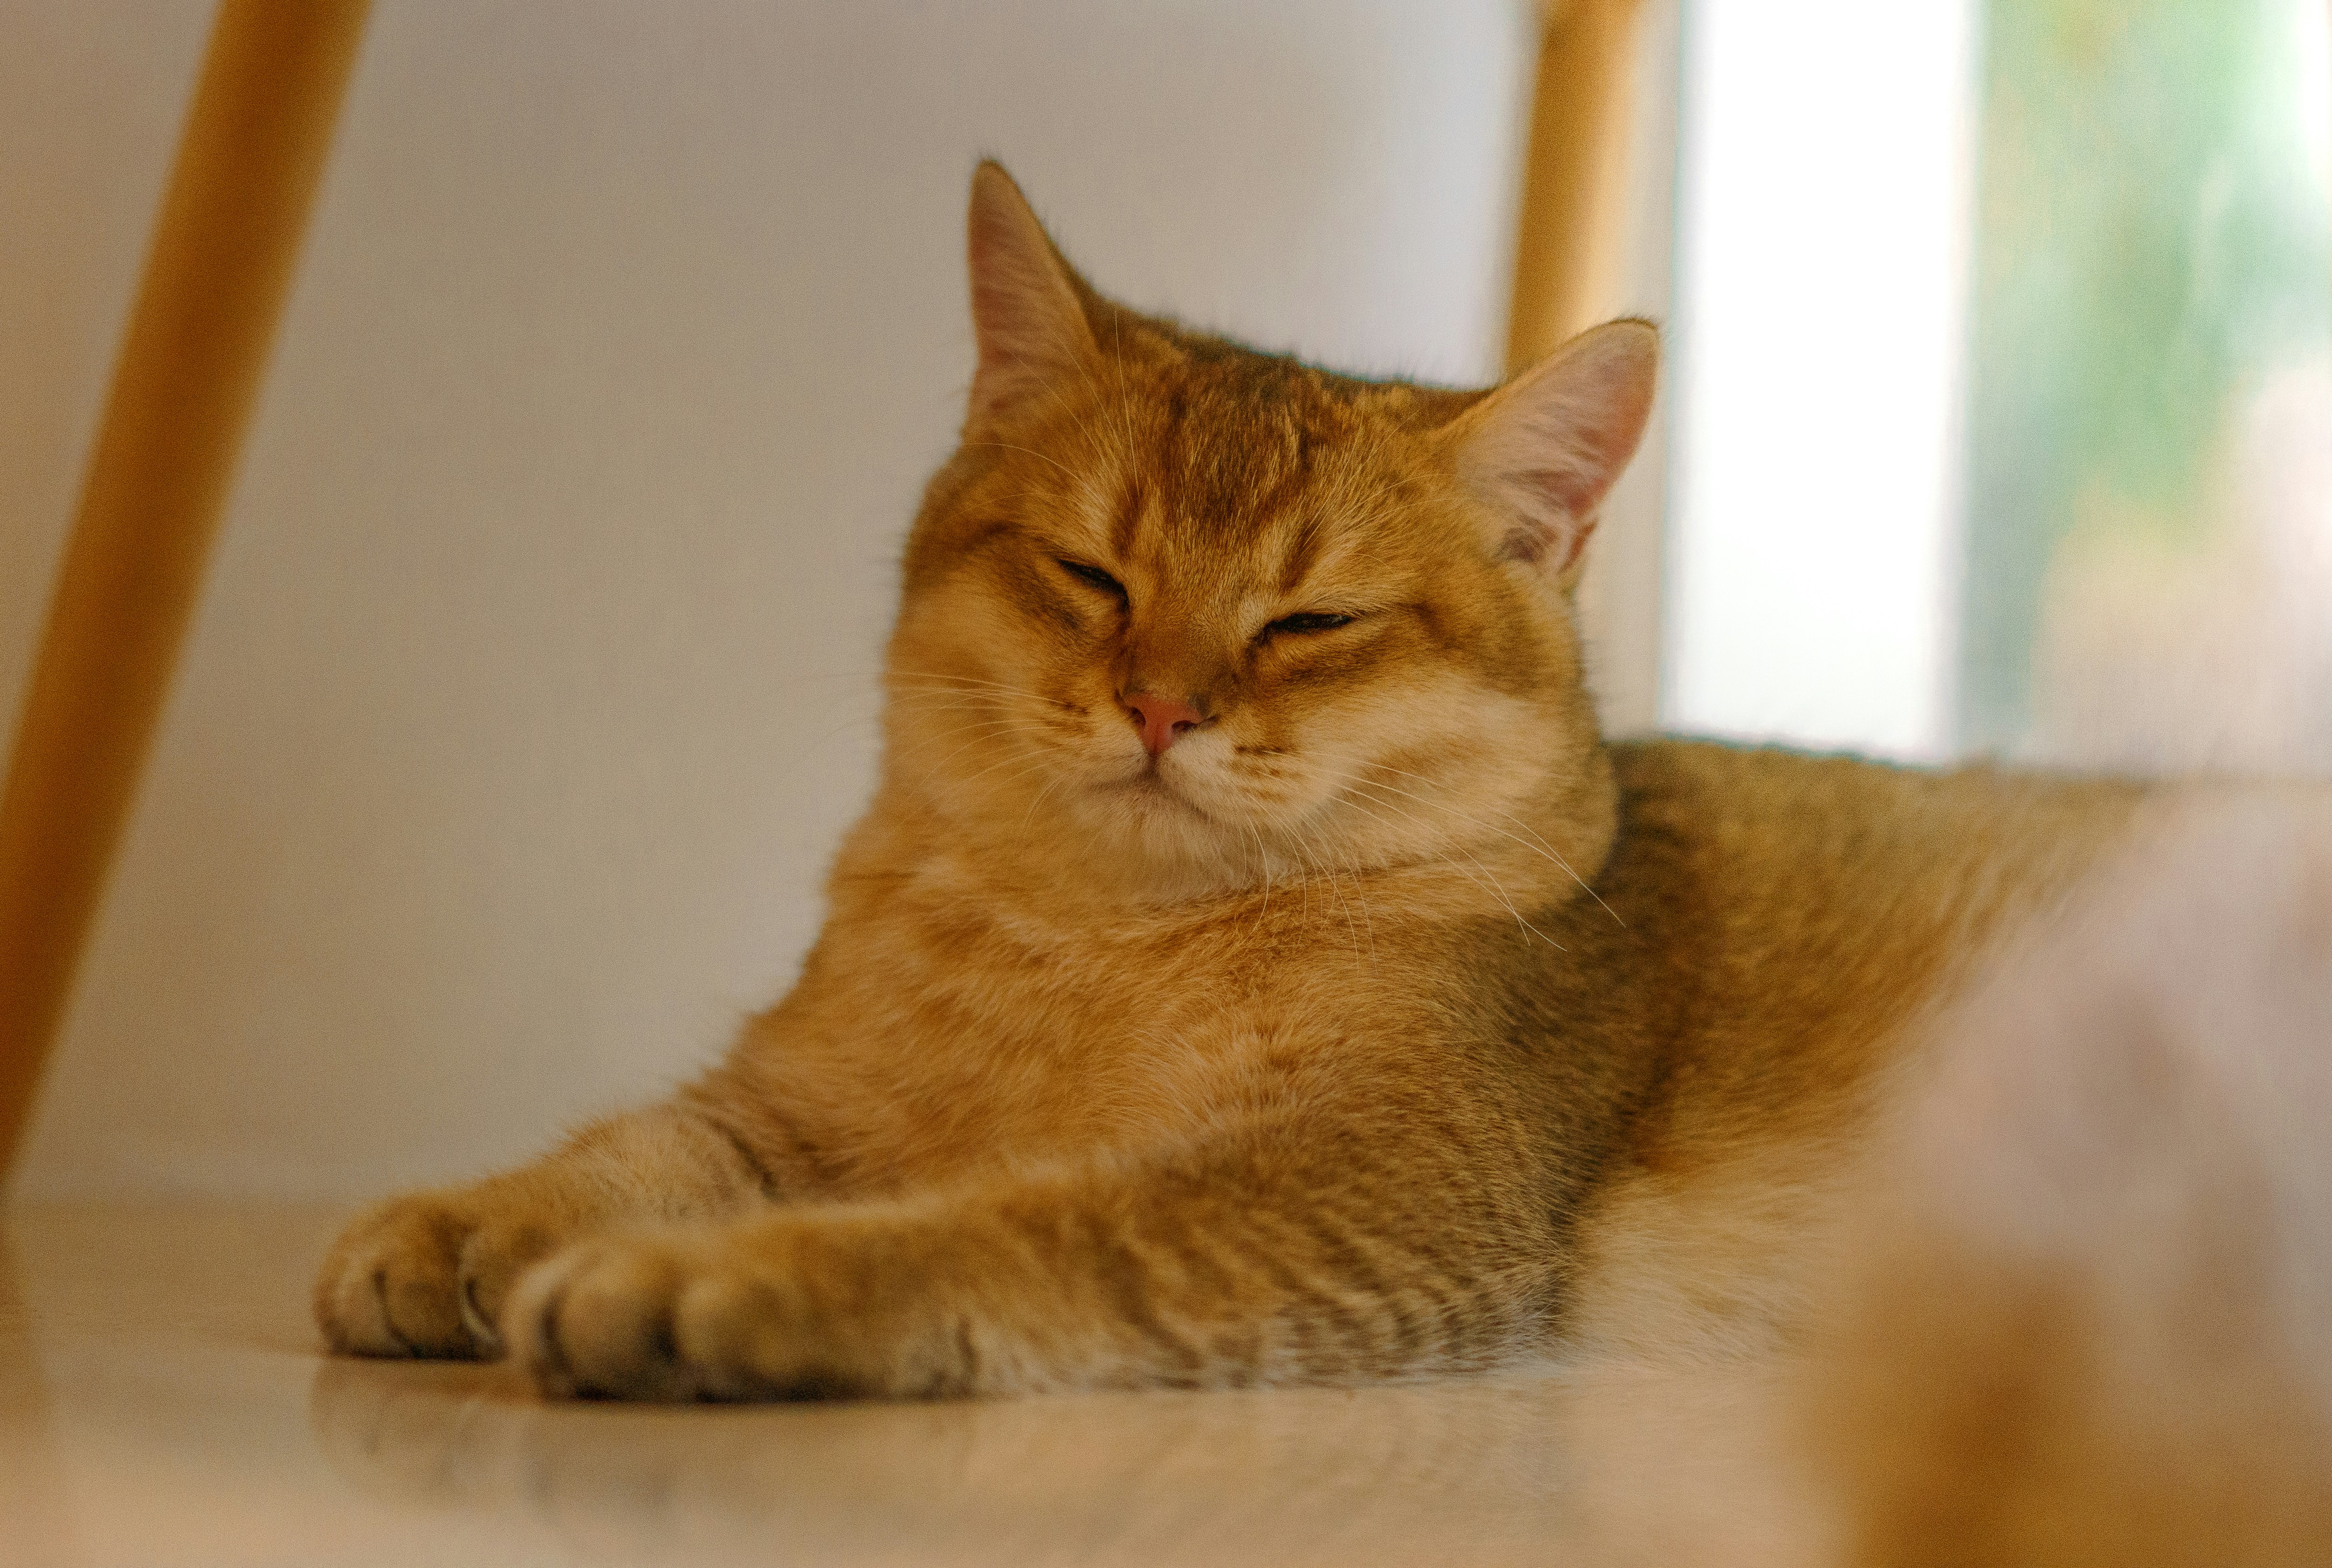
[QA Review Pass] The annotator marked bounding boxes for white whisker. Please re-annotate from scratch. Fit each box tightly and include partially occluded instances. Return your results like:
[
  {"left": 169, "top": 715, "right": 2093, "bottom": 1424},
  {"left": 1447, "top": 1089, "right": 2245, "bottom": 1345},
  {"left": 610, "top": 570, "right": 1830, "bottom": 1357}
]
[
  {"left": 1356, "top": 763, "right": 1622, "bottom": 928},
  {"left": 1339, "top": 783, "right": 1564, "bottom": 949}
]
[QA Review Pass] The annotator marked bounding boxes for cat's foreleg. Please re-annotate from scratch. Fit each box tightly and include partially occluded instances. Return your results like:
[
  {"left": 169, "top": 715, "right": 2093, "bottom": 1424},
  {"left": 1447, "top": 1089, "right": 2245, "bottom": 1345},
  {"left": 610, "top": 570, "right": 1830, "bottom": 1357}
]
[
  {"left": 501, "top": 1121, "right": 1555, "bottom": 1400},
  {"left": 314, "top": 1100, "right": 770, "bottom": 1360}
]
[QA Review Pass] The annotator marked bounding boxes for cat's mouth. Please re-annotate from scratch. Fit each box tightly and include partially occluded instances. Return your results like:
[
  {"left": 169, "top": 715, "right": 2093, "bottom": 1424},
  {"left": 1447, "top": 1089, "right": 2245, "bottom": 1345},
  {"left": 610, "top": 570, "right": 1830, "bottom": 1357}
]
[{"left": 1106, "top": 766, "right": 1216, "bottom": 823}]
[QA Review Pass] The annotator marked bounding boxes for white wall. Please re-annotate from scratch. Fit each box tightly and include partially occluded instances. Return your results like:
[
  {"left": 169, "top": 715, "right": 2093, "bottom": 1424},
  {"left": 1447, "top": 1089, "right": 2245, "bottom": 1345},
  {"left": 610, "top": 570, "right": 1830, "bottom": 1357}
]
[
  {"left": 3, "top": 1, "right": 1536, "bottom": 1198},
  {"left": 1662, "top": 0, "right": 1977, "bottom": 759}
]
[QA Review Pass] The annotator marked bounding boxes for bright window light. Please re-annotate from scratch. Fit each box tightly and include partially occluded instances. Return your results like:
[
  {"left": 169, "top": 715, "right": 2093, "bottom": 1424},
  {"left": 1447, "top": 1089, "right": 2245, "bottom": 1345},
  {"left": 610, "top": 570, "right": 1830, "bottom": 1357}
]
[{"left": 1663, "top": 0, "right": 1977, "bottom": 760}]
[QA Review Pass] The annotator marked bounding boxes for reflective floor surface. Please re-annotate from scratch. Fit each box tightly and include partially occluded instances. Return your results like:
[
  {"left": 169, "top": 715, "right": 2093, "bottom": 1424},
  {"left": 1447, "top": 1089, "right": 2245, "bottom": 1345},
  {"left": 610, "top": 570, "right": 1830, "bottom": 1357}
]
[{"left": 0, "top": 1204, "right": 1807, "bottom": 1567}]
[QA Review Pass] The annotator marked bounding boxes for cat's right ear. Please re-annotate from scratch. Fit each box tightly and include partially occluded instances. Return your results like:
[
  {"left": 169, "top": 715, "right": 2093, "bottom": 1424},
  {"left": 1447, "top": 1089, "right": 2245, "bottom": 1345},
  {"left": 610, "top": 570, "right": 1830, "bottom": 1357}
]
[{"left": 965, "top": 161, "right": 1098, "bottom": 431}]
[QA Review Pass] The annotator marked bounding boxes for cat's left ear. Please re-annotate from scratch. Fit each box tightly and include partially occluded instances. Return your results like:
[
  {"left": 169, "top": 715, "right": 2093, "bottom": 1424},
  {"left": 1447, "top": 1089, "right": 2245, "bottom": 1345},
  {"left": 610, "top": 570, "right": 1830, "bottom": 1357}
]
[{"left": 1444, "top": 320, "right": 1658, "bottom": 579}]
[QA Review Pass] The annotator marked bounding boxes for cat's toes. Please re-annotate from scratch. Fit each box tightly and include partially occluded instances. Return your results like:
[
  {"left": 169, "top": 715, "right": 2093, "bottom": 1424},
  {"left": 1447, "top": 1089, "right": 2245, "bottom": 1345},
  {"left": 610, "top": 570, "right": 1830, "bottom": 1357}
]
[
  {"left": 508, "top": 1236, "right": 694, "bottom": 1399},
  {"left": 315, "top": 1194, "right": 564, "bottom": 1361},
  {"left": 452, "top": 1218, "right": 560, "bottom": 1356},
  {"left": 507, "top": 1232, "right": 829, "bottom": 1402},
  {"left": 315, "top": 1194, "right": 476, "bottom": 1358}
]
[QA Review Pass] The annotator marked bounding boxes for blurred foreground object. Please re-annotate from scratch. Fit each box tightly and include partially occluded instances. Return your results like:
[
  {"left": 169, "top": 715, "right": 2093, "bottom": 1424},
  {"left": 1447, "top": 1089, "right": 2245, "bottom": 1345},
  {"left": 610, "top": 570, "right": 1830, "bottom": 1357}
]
[
  {"left": 0, "top": 0, "right": 372, "bottom": 1180},
  {"left": 1791, "top": 792, "right": 2332, "bottom": 1565}
]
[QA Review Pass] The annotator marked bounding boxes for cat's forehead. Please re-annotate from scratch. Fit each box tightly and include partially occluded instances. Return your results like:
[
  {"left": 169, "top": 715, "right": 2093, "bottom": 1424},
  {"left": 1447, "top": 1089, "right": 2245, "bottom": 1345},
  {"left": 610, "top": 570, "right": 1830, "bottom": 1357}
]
[{"left": 1091, "top": 351, "right": 1432, "bottom": 587}]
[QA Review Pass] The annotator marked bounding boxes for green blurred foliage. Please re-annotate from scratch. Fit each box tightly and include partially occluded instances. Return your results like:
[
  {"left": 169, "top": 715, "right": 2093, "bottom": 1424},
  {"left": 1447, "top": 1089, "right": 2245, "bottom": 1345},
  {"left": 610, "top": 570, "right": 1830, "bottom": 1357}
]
[{"left": 1959, "top": 0, "right": 2329, "bottom": 749}]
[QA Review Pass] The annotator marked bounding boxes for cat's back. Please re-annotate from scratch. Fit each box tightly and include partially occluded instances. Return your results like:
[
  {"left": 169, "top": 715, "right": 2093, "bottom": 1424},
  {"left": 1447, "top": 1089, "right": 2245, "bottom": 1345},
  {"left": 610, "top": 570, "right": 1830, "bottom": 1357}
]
[
  {"left": 1607, "top": 739, "right": 2142, "bottom": 1020},
  {"left": 1559, "top": 739, "right": 2146, "bottom": 1356},
  {"left": 1606, "top": 737, "right": 2145, "bottom": 1138}
]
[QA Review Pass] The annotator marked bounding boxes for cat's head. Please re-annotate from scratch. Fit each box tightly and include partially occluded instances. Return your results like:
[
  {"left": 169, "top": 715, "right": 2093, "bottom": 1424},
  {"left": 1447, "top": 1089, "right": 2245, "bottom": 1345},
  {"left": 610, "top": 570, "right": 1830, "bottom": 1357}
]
[{"left": 881, "top": 163, "right": 1655, "bottom": 904}]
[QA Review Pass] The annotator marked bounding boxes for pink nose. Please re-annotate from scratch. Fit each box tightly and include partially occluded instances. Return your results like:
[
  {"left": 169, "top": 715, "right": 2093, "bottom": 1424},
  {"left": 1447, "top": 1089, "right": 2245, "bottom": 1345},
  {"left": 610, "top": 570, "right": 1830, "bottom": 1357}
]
[{"left": 1124, "top": 691, "right": 1203, "bottom": 756}]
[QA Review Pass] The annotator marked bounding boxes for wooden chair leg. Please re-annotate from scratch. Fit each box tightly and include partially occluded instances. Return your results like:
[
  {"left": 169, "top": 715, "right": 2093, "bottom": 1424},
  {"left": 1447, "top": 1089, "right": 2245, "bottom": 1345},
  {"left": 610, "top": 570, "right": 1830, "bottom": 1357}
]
[
  {"left": 0, "top": 1, "right": 372, "bottom": 1182},
  {"left": 1506, "top": 0, "right": 1677, "bottom": 738},
  {"left": 1507, "top": 0, "right": 1647, "bottom": 373}
]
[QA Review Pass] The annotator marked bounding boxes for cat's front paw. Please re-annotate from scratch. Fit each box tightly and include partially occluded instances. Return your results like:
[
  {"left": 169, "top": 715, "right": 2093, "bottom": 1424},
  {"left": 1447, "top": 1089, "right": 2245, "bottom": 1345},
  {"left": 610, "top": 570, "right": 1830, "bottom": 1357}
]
[
  {"left": 314, "top": 1187, "right": 567, "bottom": 1360},
  {"left": 505, "top": 1224, "right": 919, "bottom": 1402}
]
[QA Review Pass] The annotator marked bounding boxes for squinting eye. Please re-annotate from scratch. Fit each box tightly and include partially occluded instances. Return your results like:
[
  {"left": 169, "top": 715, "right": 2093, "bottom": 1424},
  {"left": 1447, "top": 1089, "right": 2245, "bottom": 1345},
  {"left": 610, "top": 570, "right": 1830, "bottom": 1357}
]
[
  {"left": 1266, "top": 611, "right": 1357, "bottom": 637},
  {"left": 1057, "top": 559, "right": 1127, "bottom": 600}
]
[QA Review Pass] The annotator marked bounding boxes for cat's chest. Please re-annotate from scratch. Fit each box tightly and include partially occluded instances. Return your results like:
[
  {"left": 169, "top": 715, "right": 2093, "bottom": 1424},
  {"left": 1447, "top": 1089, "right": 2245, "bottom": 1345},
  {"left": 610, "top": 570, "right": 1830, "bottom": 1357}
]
[{"left": 772, "top": 899, "right": 1399, "bottom": 1190}]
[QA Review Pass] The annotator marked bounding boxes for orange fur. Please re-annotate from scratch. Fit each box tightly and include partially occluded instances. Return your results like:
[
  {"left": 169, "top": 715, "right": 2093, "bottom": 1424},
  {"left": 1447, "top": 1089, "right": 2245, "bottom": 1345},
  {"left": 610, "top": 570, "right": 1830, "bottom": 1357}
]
[{"left": 316, "top": 163, "right": 2149, "bottom": 1401}]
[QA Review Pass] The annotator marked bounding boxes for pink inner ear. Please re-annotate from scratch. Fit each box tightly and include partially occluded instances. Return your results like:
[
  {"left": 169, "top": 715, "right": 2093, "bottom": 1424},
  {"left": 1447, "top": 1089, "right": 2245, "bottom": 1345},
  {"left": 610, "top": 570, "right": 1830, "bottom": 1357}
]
[
  {"left": 1461, "top": 321, "right": 1657, "bottom": 576},
  {"left": 1496, "top": 524, "right": 1587, "bottom": 573},
  {"left": 1493, "top": 465, "right": 1604, "bottom": 568}
]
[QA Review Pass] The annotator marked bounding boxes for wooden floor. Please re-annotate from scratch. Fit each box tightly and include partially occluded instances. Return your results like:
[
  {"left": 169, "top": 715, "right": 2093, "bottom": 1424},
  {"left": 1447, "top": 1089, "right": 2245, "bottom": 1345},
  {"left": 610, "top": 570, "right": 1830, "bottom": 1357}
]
[{"left": 0, "top": 1202, "right": 1805, "bottom": 1567}]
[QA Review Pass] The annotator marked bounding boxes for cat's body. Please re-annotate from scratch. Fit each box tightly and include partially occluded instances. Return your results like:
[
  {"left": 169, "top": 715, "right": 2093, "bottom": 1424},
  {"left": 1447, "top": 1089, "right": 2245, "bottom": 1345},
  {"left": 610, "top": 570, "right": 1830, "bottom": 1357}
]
[
  {"left": 316, "top": 165, "right": 2147, "bottom": 1400},
  {"left": 680, "top": 740, "right": 2138, "bottom": 1381}
]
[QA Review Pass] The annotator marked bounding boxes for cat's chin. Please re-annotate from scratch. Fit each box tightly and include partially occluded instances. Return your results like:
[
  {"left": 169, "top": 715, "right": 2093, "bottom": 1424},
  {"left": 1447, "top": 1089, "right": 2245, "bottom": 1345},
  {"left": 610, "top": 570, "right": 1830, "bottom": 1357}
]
[
  {"left": 1095, "top": 778, "right": 1230, "bottom": 859},
  {"left": 1033, "top": 778, "right": 1270, "bottom": 902}
]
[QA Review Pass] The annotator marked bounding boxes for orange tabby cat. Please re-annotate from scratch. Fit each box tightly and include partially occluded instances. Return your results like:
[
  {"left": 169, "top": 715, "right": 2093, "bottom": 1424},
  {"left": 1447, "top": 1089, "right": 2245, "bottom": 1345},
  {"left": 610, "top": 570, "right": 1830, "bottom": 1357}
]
[{"left": 314, "top": 162, "right": 2143, "bottom": 1400}]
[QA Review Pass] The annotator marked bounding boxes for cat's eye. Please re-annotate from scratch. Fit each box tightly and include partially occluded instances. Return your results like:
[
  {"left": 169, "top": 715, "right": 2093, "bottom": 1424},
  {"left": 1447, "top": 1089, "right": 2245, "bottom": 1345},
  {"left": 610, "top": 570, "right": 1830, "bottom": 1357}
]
[
  {"left": 1057, "top": 559, "right": 1127, "bottom": 600},
  {"left": 1265, "top": 611, "right": 1357, "bottom": 637}
]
